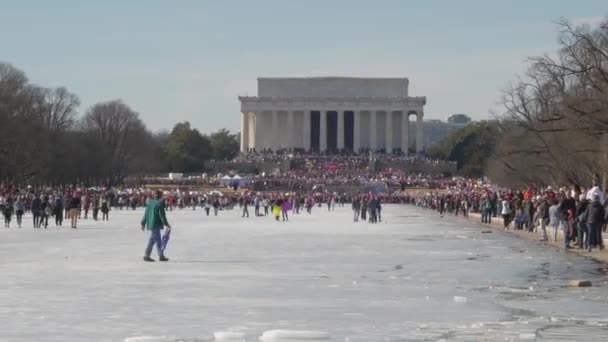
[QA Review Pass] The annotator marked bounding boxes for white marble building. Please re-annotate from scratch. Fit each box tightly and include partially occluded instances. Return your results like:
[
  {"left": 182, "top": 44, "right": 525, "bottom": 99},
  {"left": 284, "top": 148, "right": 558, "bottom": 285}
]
[{"left": 239, "top": 77, "right": 426, "bottom": 153}]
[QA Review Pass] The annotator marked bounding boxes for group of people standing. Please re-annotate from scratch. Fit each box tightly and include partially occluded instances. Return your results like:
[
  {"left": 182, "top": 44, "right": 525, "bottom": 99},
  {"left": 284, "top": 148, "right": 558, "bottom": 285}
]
[
  {"left": 0, "top": 191, "right": 111, "bottom": 229},
  {"left": 352, "top": 195, "right": 382, "bottom": 223},
  {"left": 408, "top": 181, "right": 607, "bottom": 252}
]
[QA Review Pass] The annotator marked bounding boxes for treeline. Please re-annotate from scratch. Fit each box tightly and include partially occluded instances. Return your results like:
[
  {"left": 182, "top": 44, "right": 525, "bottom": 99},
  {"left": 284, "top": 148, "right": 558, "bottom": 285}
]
[
  {"left": 432, "top": 17, "right": 608, "bottom": 187},
  {"left": 0, "top": 63, "right": 239, "bottom": 186},
  {"left": 488, "top": 17, "right": 608, "bottom": 187}
]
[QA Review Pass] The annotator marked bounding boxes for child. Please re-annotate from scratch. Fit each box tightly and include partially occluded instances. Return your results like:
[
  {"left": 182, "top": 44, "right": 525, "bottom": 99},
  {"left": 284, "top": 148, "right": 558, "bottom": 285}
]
[
  {"left": 272, "top": 200, "right": 282, "bottom": 221},
  {"left": 101, "top": 199, "right": 109, "bottom": 221}
]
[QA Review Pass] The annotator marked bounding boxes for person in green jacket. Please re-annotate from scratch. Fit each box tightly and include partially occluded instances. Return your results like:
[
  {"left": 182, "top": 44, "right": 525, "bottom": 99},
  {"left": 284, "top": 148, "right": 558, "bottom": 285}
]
[{"left": 141, "top": 190, "right": 172, "bottom": 262}]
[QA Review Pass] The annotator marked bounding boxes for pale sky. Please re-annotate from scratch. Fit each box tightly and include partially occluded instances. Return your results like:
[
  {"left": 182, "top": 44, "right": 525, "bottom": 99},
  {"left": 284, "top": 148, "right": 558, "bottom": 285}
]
[{"left": 0, "top": 0, "right": 606, "bottom": 133}]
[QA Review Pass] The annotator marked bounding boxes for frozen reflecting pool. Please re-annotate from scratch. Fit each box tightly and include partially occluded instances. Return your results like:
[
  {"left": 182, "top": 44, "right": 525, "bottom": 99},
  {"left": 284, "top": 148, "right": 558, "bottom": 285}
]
[{"left": 1, "top": 204, "right": 607, "bottom": 341}]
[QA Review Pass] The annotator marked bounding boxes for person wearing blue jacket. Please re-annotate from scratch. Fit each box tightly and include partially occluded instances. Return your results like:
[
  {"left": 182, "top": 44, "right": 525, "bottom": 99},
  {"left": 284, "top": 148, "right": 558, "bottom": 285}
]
[{"left": 141, "top": 190, "right": 171, "bottom": 262}]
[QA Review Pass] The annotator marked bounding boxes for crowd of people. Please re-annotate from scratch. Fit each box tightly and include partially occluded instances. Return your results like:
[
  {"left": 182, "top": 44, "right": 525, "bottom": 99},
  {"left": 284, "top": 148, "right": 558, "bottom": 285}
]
[
  {"left": 2, "top": 153, "right": 607, "bottom": 260},
  {"left": 248, "top": 152, "right": 461, "bottom": 191},
  {"left": 405, "top": 181, "right": 607, "bottom": 252},
  {"left": 0, "top": 188, "right": 113, "bottom": 229}
]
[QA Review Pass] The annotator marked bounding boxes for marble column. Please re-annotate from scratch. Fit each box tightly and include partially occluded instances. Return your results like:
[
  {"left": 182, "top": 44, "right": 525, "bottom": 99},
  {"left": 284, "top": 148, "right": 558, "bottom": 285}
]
[
  {"left": 240, "top": 112, "right": 249, "bottom": 153},
  {"left": 402, "top": 111, "right": 409, "bottom": 155},
  {"left": 369, "top": 110, "right": 377, "bottom": 151},
  {"left": 319, "top": 111, "right": 327, "bottom": 152},
  {"left": 353, "top": 111, "right": 361, "bottom": 152},
  {"left": 253, "top": 111, "right": 263, "bottom": 152},
  {"left": 416, "top": 112, "right": 424, "bottom": 153},
  {"left": 337, "top": 110, "right": 345, "bottom": 150},
  {"left": 249, "top": 112, "right": 256, "bottom": 150},
  {"left": 385, "top": 111, "right": 393, "bottom": 153},
  {"left": 286, "top": 111, "right": 295, "bottom": 149},
  {"left": 271, "top": 111, "right": 279, "bottom": 150},
  {"left": 303, "top": 110, "right": 311, "bottom": 151}
]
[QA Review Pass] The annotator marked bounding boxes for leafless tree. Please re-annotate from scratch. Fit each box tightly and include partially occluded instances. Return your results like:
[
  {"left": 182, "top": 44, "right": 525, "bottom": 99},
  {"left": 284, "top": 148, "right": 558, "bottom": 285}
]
[
  {"left": 40, "top": 87, "right": 80, "bottom": 133},
  {"left": 81, "top": 100, "right": 150, "bottom": 185},
  {"left": 489, "top": 17, "right": 608, "bottom": 188}
]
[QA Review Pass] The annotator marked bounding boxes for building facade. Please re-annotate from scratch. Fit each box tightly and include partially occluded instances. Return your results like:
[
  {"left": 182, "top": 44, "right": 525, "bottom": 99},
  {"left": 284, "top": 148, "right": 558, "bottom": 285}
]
[
  {"left": 238, "top": 77, "right": 426, "bottom": 153},
  {"left": 447, "top": 113, "right": 472, "bottom": 129}
]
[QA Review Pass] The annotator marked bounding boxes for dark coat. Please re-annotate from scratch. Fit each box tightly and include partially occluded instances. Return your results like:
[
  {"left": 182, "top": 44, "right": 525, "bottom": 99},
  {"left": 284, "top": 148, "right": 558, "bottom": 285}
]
[{"left": 584, "top": 201, "right": 605, "bottom": 225}]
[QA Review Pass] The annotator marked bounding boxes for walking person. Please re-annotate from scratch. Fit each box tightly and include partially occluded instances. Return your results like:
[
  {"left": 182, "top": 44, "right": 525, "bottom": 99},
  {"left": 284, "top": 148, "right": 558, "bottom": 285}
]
[
  {"left": 32, "top": 195, "right": 42, "bottom": 228},
  {"left": 254, "top": 196, "right": 260, "bottom": 216},
  {"left": 305, "top": 196, "right": 314, "bottom": 214},
  {"left": 54, "top": 195, "right": 64, "bottom": 226},
  {"left": 501, "top": 198, "right": 512, "bottom": 229},
  {"left": 204, "top": 198, "right": 211, "bottom": 216},
  {"left": 352, "top": 196, "right": 361, "bottom": 222},
  {"left": 101, "top": 199, "right": 109, "bottom": 221},
  {"left": 263, "top": 197, "right": 270, "bottom": 216},
  {"left": 549, "top": 200, "right": 562, "bottom": 242},
  {"left": 3, "top": 196, "right": 13, "bottom": 228},
  {"left": 272, "top": 199, "right": 282, "bottom": 221},
  {"left": 583, "top": 194, "right": 605, "bottom": 252},
  {"left": 369, "top": 197, "right": 378, "bottom": 223},
  {"left": 576, "top": 194, "right": 589, "bottom": 249},
  {"left": 40, "top": 196, "right": 51, "bottom": 228},
  {"left": 480, "top": 196, "right": 492, "bottom": 224},
  {"left": 242, "top": 196, "right": 250, "bottom": 218},
  {"left": 69, "top": 192, "right": 81, "bottom": 228},
  {"left": 281, "top": 198, "right": 291, "bottom": 221},
  {"left": 82, "top": 194, "right": 90, "bottom": 219},
  {"left": 92, "top": 197, "right": 100, "bottom": 221},
  {"left": 141, "top": 190, "right": 171, "bottom": 262},
  {"left": 361, "top": 199, "right": 368, "bottom": 221},
  {"left": 14, "top": 196, "right": 24, "bottom": 228},
  {"left": 536, "top": 196, "right": 549, "bottom": 241},
  {"left": 213, "top": 197, "right": 220, "bottom": 216}
]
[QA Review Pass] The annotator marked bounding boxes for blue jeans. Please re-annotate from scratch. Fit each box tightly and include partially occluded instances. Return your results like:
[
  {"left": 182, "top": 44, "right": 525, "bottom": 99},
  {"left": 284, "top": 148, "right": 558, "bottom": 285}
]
[
  {"left": 578, "top": 222, "right": 587, "bottom": 248},
  {"left": 563, "top": 219, "right": 571, "bottom": 248},
  {"left": 482, "top": 209, "right": 492, "bottom": 223},
  {"left": 145, "top": 229, "right": 163, "bottom": 257}
]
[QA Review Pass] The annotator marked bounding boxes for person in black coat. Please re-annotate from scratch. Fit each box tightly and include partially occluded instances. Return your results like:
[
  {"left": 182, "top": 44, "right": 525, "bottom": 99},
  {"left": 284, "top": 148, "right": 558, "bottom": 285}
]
[
  {"left": 31, "top": 195, "right": 42, "bottom": 228},
  {"left": 583, "top": 194, "right": 605, "bottom": 251},
  {"left": 54, "top": 197, "right": 64, "bottom": 226}
]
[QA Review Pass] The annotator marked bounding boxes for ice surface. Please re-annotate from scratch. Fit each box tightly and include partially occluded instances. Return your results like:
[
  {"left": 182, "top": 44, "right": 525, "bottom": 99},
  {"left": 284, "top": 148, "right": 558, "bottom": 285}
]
[
  {"left": 1, "top": 204, "right": 608, "bottom": 341},
  {"left": 259, "top": 330, "right": 329, "bottom": 340},
  {"left": 124, "top": 337, "right": 178, "bottom": 342}
]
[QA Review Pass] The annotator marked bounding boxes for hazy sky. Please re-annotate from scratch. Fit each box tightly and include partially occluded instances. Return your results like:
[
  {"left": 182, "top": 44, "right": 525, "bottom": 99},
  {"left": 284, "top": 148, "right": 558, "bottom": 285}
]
[{"left": 1, "top": 0, "right": 606, "bottom": 133}]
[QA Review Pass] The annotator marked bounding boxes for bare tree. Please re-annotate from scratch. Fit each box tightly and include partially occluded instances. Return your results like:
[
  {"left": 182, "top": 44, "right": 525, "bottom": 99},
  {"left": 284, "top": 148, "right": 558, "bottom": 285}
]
[
  {"left": 489, "top": 17, "right": 608, "bottom": 187},
  {"left": 40, "top": 87, "right": 80, "bottom": 132},
  {"left": 81, "top": 100, "right": 150, "bottom": 185}
]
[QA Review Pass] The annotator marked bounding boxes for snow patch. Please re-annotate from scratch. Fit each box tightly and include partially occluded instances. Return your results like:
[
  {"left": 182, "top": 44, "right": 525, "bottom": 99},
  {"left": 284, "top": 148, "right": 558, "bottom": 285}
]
[
  {"left": 453, "top": 296, "right": 468, "bottom": 303},
  {"left": 124, "top": 337, "right": 174, "bottom": 342},
  {"left": 518, "top": 332, "right": 536, "bottom": 340},
  {"left": 259, "top": 330, "right": 330, "bottom": 341},
  {"left": 214, "top": 331, "right": 246, "bottom": 340}
]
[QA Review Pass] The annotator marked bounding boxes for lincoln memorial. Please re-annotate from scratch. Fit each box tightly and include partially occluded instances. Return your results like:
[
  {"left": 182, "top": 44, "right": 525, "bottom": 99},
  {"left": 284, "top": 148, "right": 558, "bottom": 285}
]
[{"left": 239, "top": 77, "right": 426, "bottom": 154}]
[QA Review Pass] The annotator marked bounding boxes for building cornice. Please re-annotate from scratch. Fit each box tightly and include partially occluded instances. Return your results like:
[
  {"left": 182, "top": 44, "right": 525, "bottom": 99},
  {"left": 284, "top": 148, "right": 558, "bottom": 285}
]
[{"left": 239, "top": 96, "right": 426, "bottom": 113}]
